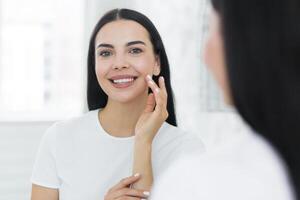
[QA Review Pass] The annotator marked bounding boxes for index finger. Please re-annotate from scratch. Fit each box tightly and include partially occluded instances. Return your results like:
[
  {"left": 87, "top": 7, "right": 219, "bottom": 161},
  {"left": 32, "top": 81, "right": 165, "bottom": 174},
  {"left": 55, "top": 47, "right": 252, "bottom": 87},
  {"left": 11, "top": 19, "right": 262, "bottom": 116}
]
[
  {"left": 110, "top": 173, "right": 141, "bottom": 191},
  {"left": 158, "top": 76, "right": 168, "bottom": 98}
]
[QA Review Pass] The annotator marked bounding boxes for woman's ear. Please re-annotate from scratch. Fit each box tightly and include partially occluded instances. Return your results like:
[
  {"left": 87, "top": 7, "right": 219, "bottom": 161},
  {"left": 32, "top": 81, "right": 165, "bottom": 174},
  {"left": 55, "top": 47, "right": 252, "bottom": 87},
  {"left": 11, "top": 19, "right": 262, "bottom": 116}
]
[{"left": 153, "top": 55, "right": 161, "bottom": 76}]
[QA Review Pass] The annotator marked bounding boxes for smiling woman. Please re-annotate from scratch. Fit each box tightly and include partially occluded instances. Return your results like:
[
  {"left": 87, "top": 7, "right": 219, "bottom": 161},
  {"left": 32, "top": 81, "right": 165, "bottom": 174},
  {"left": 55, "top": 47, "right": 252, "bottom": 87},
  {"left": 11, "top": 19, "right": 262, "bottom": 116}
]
[
  {"left": 30, "top": 8, "right": 204, "bottom": 200},
  {"left": 86, "top": 9, "right": 177, "bottom": 126},
  {"left": 94, "top": 20, "right": 161, "bottom": 104}
]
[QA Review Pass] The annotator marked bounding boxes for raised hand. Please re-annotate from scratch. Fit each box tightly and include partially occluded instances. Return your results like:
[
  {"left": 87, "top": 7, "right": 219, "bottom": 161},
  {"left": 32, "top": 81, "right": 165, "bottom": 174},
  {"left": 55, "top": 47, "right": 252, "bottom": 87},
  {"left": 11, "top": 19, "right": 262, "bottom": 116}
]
[{"left": 135, "top": 75, "right": 169, "bottom": 143}]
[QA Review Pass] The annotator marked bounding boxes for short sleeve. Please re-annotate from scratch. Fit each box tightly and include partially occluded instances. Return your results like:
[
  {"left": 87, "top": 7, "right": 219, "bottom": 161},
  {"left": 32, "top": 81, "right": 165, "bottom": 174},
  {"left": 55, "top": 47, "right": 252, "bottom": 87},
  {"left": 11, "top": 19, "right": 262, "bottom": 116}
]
[{"left": 31, "top": 123, "right": 61, "bottom": 189}]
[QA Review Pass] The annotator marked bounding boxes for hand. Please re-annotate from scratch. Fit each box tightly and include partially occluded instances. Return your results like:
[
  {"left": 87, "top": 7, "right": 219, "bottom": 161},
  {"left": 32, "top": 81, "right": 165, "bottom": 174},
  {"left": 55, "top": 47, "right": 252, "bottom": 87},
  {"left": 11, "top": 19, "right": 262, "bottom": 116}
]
[
  {"left": 135, "top": 75, "right": 169, "bottom": 143},
  {"left": 104, "top": 174, "right": 150, "bottom": 200}
]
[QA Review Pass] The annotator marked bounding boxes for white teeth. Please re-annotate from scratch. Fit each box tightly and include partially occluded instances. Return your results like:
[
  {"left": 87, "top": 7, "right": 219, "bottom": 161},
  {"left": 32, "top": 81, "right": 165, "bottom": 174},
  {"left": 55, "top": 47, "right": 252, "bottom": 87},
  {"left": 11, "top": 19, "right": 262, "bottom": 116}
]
[{"left": 113, "top": 78, "right": 134, "bottom": 83}]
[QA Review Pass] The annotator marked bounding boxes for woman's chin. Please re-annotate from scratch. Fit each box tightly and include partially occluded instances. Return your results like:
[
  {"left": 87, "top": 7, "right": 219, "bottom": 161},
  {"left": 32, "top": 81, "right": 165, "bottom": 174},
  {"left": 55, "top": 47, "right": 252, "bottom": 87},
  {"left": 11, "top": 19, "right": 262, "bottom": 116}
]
[
  {"left": 110, "top": 93, "right": 143, "bottom": 104},
  {"left": 114, "top": 97, "right": 135, "bottom": 104}
]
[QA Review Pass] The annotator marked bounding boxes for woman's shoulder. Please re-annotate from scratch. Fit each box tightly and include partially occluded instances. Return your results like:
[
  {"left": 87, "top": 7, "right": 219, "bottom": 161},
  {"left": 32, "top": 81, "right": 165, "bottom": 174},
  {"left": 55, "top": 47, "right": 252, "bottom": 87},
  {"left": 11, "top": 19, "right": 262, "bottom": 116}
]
[
  {"left": 153, "top": 155, "right": 294, "bottom": 200},
  {"left": 225, "top": 127, "right": 287, "bottom": 172},
  {"left": 200, "top": 127, "right": 290, "bottom": 182},
  {"left": 43, "top": 109, "right": 98, "bottom": 139},
  {"left": 152, "top": 129, "right": 294, "bottom": 200}
]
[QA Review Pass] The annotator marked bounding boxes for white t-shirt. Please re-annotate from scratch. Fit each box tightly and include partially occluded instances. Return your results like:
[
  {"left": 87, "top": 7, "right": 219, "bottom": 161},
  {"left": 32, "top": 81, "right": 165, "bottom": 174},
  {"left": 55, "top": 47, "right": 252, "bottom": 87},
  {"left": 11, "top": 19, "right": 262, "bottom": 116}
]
[
  {"left": 151, "top": 126, "right": 295, "bottom": 200},
  {"left": 31, "top": 109, "right": 204, "bottom": 199}
]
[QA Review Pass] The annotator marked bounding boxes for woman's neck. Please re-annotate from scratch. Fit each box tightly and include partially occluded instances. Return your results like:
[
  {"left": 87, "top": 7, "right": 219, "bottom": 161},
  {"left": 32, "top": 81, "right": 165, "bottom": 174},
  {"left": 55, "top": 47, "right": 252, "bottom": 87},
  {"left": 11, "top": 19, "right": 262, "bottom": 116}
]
[{"left": 99, "top": 93, "right": 148, "bottom": 137}]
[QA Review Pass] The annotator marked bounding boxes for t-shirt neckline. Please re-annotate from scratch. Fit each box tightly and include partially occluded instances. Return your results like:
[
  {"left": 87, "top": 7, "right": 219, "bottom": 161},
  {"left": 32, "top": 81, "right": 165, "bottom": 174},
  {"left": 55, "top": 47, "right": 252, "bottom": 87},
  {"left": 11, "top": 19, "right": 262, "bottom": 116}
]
[{"left": 94, "top": 109, "right": 135, "bottom": 141}]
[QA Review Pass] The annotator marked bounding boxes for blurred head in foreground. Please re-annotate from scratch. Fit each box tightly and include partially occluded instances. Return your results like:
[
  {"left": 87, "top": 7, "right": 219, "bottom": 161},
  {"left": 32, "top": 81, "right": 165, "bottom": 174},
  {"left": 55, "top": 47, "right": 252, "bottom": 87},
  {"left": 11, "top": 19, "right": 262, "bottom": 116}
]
[{"left": 204, "top": 0, "right": 300, "bottom": 197}]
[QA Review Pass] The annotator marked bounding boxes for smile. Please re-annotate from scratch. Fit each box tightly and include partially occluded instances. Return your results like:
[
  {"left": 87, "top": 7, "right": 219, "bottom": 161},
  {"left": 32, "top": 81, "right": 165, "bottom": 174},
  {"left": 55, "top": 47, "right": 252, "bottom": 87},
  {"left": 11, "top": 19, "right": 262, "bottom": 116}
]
[
  {"left": 112, "top": 78, "right": 135, "bottom": 84},
  {"left": 109, "top": 75, "right": 138, "bottom": 88}
]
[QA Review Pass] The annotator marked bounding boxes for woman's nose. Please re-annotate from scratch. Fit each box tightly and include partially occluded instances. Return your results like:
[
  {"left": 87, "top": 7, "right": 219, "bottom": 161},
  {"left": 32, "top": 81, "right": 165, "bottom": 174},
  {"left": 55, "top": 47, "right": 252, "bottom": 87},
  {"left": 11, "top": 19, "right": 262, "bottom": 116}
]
[{"left": 113, "top": 56, "right": 129, "bottom": 70}]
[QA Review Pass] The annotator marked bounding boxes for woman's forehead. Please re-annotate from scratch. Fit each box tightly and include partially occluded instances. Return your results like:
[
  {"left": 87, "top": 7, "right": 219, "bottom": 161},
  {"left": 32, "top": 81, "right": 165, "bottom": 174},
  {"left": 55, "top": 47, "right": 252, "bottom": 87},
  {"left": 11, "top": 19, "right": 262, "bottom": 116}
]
[{"left": 95, "top": 20, "right": 151, "bottom": 45}]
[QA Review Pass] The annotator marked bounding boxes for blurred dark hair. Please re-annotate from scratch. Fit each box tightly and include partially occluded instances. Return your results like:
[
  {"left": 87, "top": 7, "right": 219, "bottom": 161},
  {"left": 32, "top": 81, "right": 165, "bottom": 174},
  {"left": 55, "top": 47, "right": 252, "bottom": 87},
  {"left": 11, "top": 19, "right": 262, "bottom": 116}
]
[
  {"left": 87, "top": 8, "right": 177, "bottom": 126},
  {"left": 211, "top": 0, "right": 300, "bottom": 197}
]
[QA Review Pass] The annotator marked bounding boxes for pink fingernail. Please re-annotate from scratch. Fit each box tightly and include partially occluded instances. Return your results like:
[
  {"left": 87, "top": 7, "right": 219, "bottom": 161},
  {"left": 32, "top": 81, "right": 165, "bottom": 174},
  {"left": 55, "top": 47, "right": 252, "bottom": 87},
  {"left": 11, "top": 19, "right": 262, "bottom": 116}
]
[
  {"left": 134, "top": 173, "right": 140, "bottom": 177},
  {"left": 155, "top": 88, "right": 160, "bottom": 93}
]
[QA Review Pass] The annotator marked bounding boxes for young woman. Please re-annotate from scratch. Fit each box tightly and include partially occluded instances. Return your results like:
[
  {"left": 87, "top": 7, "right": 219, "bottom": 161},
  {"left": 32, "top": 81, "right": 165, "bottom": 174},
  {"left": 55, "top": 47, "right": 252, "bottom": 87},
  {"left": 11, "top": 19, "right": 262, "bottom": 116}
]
[
  {"left": 30, "top": 9, "right": 203, "bottom": 200},
  {"left": 152, "top": 0, "right": 299, "bottom": 199}
]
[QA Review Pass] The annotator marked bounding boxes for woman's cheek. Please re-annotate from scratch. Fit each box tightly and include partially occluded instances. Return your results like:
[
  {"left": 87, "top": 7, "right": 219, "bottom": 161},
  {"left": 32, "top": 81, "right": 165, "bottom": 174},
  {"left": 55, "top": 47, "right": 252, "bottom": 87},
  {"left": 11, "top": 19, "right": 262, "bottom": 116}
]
[
  {"left": 203, "top": 15, "right": 233, "bottom": 105},
  {"left": 132, "top": 61, "right": 154, "bottom": 76},
  {"left": 95, "top": 64, "right": 107, "bottom": 85},
  {"left": 203, "top": 36, "right": 214, "bottom": 70},
  {"left": 95, "top": 65, "right": 101, "bottom": 78}
]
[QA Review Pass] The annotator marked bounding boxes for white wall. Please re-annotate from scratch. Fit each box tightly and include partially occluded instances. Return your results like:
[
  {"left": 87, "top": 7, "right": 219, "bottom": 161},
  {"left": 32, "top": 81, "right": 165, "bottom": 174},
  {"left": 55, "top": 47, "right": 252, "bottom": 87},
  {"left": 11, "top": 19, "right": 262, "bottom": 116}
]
[{"left": 0, "top": 122, "right": 54, "bottom": 200}]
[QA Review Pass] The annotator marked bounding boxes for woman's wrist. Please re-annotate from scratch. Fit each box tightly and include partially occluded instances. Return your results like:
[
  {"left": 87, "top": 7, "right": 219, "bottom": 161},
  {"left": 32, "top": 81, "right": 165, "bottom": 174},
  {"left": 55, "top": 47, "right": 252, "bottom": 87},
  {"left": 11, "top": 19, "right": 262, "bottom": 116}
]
[
  {"left": 135, "top": 131, "right": 155, "bottom": 144},
  {"left": 134, "top": 135, "right": 153, "bottom": 147}
]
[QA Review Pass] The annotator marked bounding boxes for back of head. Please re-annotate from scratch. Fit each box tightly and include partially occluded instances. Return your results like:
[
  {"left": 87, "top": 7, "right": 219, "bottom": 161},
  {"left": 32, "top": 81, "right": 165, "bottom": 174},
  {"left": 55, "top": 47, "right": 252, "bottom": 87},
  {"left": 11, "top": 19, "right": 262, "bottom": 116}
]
[{"left": 211, "top": 0, "right": 300, "bottom": 197}]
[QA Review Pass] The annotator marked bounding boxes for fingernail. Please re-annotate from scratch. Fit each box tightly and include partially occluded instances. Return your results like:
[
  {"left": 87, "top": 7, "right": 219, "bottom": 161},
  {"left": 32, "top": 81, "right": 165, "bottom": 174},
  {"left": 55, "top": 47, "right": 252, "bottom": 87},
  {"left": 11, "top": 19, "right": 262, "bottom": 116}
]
[
  {"left": 143, "top": 191, "right": 150, "bottom": 196},
  {"left": 134, "top": 173, "right": 140, "bottom": 177},
  {"left": 141, "top": 199, "right": 147, "bottom": 200},
  {"left": 146, "top": 75, "right": 152, "bottom": 80},
  {"left": 155, "top": 88, "right": 160, "bottom": 93},
  {"left": 161, "top": 76, "right": 164, "bottom": 81},
  {"left": 149, "top": 80, "right": 154, "bottom": 84}
]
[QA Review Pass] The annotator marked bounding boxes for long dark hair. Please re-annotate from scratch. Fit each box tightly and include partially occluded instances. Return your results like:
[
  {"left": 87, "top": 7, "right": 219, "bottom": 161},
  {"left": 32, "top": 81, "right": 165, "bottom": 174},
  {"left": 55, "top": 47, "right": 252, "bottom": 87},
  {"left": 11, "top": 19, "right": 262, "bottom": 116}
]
[
  {"left": 211, "top": 0, "right": 300, "bottom": 197},
  {"left": 87, "top": 8, "right": 177, "bottom": 126}
]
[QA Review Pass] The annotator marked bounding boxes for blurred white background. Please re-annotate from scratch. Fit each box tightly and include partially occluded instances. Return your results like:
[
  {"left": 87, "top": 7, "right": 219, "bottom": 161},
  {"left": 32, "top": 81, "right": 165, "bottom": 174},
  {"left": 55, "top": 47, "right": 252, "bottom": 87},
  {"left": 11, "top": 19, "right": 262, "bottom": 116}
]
[{"left": 0, "top": 0, "right": 246, "bottom": 199}]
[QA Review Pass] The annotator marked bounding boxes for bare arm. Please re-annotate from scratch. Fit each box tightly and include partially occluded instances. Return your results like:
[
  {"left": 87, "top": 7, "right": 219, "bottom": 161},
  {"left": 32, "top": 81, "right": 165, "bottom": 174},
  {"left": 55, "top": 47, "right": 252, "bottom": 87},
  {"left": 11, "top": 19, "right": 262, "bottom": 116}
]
[
  {"left": 31, "top": 184, "right": 59, "bottom": 200},
  {"left": 132, "top": 140, "right": 153, "bottom": 191},
  {"left": 132, "top": 75, "right": 168, "bottom": 192}
]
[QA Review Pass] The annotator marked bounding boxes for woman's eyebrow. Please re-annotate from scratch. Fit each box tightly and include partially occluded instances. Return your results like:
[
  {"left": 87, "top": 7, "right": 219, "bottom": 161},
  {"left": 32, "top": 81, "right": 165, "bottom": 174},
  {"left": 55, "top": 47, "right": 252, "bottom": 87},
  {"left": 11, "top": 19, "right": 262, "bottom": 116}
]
[
  {"left": 126, "top": 41, "right": 146, "bottom": 46},
  {"left": 97, "top": 43, "right": 113, "bottom": 49},
  {"left": 96, "top": 41, "right": 145, "bottom": 49}
]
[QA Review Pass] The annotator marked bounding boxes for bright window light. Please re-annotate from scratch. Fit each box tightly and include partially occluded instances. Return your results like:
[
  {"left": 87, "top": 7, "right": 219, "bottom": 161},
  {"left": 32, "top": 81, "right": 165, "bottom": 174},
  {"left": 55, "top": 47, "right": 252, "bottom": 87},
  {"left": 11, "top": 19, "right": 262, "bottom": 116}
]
[{"left": 0, "top": 0, "right": 85, "bottom": 121}]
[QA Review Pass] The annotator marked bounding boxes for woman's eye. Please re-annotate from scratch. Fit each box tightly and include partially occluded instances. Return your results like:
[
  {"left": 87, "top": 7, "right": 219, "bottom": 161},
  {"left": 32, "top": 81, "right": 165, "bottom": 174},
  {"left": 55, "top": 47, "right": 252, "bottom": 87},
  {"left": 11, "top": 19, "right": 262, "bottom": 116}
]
[
  {"left": 98, "top": 51, "right": 112, "bottom": 57},
  {"left": 129, "top": 48, "right": 143, "bottom": 54}
]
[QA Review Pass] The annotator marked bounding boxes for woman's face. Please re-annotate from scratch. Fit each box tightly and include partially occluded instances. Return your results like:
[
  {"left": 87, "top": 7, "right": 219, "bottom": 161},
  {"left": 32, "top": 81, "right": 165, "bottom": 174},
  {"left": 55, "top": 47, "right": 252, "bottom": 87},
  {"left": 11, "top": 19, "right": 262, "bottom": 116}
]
[
  {"left": 203, "top": 9, "right": 232, "bottom": 105},
  {"left": 95, "top": 20, "right": 160, "bottom": 103}
]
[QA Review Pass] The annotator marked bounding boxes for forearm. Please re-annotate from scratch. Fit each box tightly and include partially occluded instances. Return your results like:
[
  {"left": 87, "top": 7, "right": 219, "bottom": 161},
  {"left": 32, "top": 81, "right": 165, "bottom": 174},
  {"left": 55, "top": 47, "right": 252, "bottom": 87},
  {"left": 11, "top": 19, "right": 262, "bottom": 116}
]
[
  {"left": 132, "top": 139, "right": 153, "bottom": 191},
  {"left": 31, "top": 184, "right": 59, "bottom": 200}
]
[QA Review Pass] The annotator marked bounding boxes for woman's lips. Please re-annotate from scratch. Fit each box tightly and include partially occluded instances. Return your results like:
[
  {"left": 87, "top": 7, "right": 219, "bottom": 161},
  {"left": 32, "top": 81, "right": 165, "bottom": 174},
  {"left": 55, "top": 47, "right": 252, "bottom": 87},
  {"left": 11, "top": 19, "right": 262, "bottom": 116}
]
[{"left": 109, "top": 75, "right": 138, "bottom": 89}]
